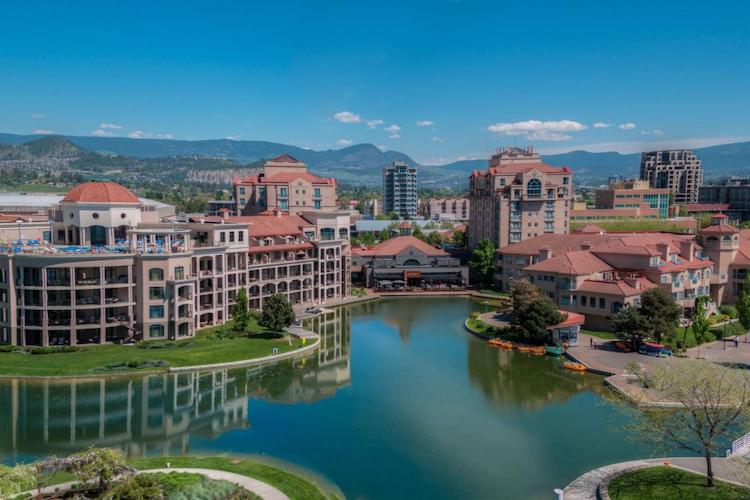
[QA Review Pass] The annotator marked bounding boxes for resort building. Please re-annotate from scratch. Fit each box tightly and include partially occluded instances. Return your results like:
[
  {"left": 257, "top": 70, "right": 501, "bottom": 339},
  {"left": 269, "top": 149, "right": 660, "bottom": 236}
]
[
  {"left": 423, "top": 198, "right": 470, "bottom": 222},
  {"left": 698, "top": 178, "right": 750, "bottom": 221},
  {"left": 495, "top": 230, "right": 713, "bottom": 329},
  {"left": 640, "top": 149, "right": 703, "bottom": 204},
  {"left": 206, "top": 200, "right": 237, "bottom": 217},
  {"left": 233, "top": 155, "right": 337, "bottom": 215},
  {"left": 0, "top": 181, "right": 350, "bottom": 347},
  {"left": 468, "top": 146, "right": 573, "bottom": 250},
  {"left": 383, "top": 161, "right": 418, "bottom": 219},
  {"left": 351, "top": 223, "right": 468, "bottom": 289}
]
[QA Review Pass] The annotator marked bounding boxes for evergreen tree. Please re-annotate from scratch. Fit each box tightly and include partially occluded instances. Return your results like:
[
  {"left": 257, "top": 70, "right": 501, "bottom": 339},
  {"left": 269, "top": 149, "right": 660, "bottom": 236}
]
[
  {"left": 233, "top": 288, "right": 249, "bottom": 333},
  {"left": 640, "top": 287, "right": 682, "bottom": 345},
  {"left": 260, "top": 294, "right": 295, "bottom": 332},
  {"left": 737, "top": 276, "right": 750, "bottom": 341},
  {"left": 691, "top": 296, "right": 710, "bottom": 355},
  {"left": 468, "top": 238, "right": 496, "bottom": 286},
  {"left": 612, "top": 306, "right": 651, "bottom": 351}
]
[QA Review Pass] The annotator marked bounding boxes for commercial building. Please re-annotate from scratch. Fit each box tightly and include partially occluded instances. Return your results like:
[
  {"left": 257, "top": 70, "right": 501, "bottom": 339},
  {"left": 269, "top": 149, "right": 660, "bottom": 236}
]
[
  {"left": 640, "top": 150, "right": 703, "bottom": 204},
  {"left": 468, "top": 146, "right": 573, "bottom": 250},
  {"left": 495, "top": 230, "right": 713, "bottom": 329},
  {"left": 0, "top": 181, "right": 350, "bottom": 347},
  {"left": 424, "top": 198, "right": 470, "bottom": 222},
  {"left": 206, "top": 200, "right": 236, "bottom": 217},
  {"left": 594, "top": 179, "right": 671, "bottom": 218},
  {"left": 698, "top": 178, "right": 750, "bottom": 221},
  {"left": 233, "top": 155, "right": 337, "bottom": 215},
  {"left": 351, "top": 223, "right": 467, "bottom": 289},
  {"left": 383, "top": 161, "right": 418, "bottom": 218}
]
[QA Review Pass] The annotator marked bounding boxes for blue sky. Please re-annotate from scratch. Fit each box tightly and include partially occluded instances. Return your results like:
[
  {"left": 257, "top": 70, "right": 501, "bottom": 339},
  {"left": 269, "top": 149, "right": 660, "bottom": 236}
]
[{"left": 2, "top": 0, "right": 749, "bottom": 164}]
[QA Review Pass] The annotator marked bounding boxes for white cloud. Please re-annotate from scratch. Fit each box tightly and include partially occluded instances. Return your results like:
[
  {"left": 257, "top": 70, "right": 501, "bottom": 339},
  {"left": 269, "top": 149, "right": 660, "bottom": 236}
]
[
  {"left": 388, "top": 133, "right": 400, "bottom": 139},
  {"left": 416, "top": 120, "right": 435, "bottom": 127},
  {"left": 100, "top": 123, "right": 123, "bottom": 130},
  {"left": 431, "top": 136, "right": 444, "bottom": 143},
  {"left": 384, "top": 124, "right": 401, "bottom": 134},
  {"left": 377, "top": 145, "right": 387, "bottom": 151},
  {"left": 92, "top": 129, "right": 114, "bottom": 137},
  {"left": 593, "top": 122, "right": 611, "bottom": 128},
  {"left": 33, "top": 129, "right": 55, "bottom": 135},
  {"left": 486, "top": 119, "right": 586, "bottom": 141},
  {"left": 225, "top": 135, "right": 242, "bottom": 141},
  {"left": 640, "top": 129, "right": 665, "bottom": 137},
  {"left": 337, "top": 138, "right": 354, "bottom": 146},
  {"left": 127, "top": 130, "right": 174, "bottom": 139},
  {"left": 618, "top": 122, "right": 637, "bottom": 130},
  {"left": 366, "top": 119, "right": 384, "bottom": 129},
  {"left": 333, "top": 111, "right": 362, "bottom": 123},
  {"left": 653, "top": 129, "right": 664, "bottom": 136},
  {"left": 31, "top": 113, "right": 46, "bottom": 119}
]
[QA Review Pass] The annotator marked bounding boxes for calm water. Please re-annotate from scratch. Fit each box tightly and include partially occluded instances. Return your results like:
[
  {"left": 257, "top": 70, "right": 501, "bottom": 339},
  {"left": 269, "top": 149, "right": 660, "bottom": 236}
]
[{"left": 0, "top": 297, "right": 651, "bottom": 499}]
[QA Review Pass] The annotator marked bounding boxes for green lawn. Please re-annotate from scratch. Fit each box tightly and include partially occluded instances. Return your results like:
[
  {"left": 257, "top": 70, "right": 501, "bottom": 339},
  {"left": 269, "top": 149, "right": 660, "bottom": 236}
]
[
  {"left": 131, "top": 456, "right": 336, "bottom": 500},
  {"left": 0, "top": 321, "right": 306, "bottom": 377},
  {"left": 466, "top": 318, "right": 493, "bottom": 335},
  {"left": 477, "top": 288, "right": 510, "bottom": 297},
  {"left": 580, "top": 328, "right": 617, "bottom": 340},
  {"left": 570, "top": 220, "right": 695, "bottom": 234},
  {"left": 608, "top": 466, "right": 750, "bottom": 500}
]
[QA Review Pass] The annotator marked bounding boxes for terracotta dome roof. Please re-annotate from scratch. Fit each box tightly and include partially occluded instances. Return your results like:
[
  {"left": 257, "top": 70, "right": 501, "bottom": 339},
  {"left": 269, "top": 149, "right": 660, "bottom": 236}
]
[{"left": 62, "top": 181, "right": 140, "bottom": 204}]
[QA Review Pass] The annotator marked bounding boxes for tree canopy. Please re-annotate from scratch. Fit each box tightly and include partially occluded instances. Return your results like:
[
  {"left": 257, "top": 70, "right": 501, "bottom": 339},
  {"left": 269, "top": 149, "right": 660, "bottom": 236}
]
[
  {"left": 232, "top": 288, "right": 250, "bottom": 333},
  {"left": 613, "top": 287, "right": 682, "bottom": 347},
  {"left": 737, "top": 275, "right": 750, "bottom": 335},
  {"left": 260, "top": 293, "right": 295, "bottom": 332},
  {"left": 468, "top": 238, "right": 496, "bottom": 286},
  {"left": 509, "top": 279, "right": 563, "bottom": 343}
]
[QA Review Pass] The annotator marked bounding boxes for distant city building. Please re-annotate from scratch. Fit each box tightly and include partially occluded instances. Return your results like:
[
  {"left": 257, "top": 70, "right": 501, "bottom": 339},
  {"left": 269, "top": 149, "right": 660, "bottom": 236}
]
[
  {"left": 207, "top": 200, "right": 236, "bottom": 217},
  {"left": 383, "top": 161, "right": 418, "bottom": 218},
  {"left": 424, "top": 198, "right": 470, "bottom": 222},
  {"left": 362, "top": 199, "right": 382, "bottom": 219},
  {"left": 640, "top": 150, "right": 703, "bottom": 204},
  {"left": 233, "top": 154, "right": 337, "bottom": 215},
  {"left": 571, "top": 178, "right": 672, "bottom": 222},
  {"left": 468, "top": 146, "right": 573, "bottom": 250},
  {"left": 698, "top": 177, "right": 750, "bottom": 221}
]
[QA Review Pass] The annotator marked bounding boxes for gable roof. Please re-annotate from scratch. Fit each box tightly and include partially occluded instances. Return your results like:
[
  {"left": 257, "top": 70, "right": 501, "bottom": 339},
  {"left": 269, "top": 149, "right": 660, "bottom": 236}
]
[
  {"left": 525, "top": 250, "right": 613, "bottom": 275},
  {"left": 576, "top": 224, "right": 606, "bottom": 234},
  {"left": 226, "top": 214, "right": 312, "bottom": 237},
  {"left": 353, "top": 235, "right": 448, "bottom": 257},
  {"left": 271, "top": 154, "right": 300, "bottom": 163}
]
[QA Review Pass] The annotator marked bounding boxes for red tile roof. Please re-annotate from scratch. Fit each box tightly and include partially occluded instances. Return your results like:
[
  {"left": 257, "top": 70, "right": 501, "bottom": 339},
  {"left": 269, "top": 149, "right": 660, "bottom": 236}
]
[
  {"left": 526, "top": 250, "right": 613, "bottom": 275},
  {"left": 226, "top": 214, "right": 312, "bottom": 237},
  {"left": 398, "top": 221, "right": 412, "bottom": 229},
  {"left": 353, "top": 235, "right": 448, "bottom": 257},
  {"left": 577, "top": 279, "right": 644, "bottom": 297},
  {"left": 234, "top": 172, "right": 335, "bottom": 185},
  {"left": 700, "top": 223, "right": 739, "bottom": 234},
  {"left": 271, "top": 154, "right": 301, "bottom": 163},
  {"left": 547, "top": 311, "right": 585, "bottom": 329},
  {"left": 62, "top": 181, "right": 140, "bottom": 204},
  {"left": 576, "top": 224, "right": 606, "bottom": 234},
  {"left": 488, "top": 162, "right": 568, "bottom": 175}
]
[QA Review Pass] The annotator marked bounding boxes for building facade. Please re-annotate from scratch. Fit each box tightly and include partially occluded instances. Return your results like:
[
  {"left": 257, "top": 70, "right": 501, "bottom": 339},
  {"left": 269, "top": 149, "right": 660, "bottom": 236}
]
[
  {"left": 468, "top": 146, "right": 573, "bottom": 250},
  {"left": 595, "top": 179, "right": 671, "bottom": 218},
  {"left": 424, "top": 198, "right": 470, "bottom": 222},
  {"left": 698, "top": 178, "right": 750, "bottom": 221},
  {"left": 640, "top": 150, "right": 703, "bottom": 204},
  {"left": 233, "top": 155, "right": 337, "bottom": 215},
  {"left": 383, "top": 161, "right": 418, "bottom": 218},
  {"left": 0, "top": 181, "right": 350, "bottom": 347}
]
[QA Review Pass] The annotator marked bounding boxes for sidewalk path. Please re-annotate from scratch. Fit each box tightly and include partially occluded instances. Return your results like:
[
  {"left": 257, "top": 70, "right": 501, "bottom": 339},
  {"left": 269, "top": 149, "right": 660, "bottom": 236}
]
[
  {"left": 685, "top": 334, "right": 750, "bottom": 366},
  {"left": 564, "top": 457, "right": 749, "bottom": 499},
  {"left": 19, "top": 467, "right": 290, "bottom": 500}
]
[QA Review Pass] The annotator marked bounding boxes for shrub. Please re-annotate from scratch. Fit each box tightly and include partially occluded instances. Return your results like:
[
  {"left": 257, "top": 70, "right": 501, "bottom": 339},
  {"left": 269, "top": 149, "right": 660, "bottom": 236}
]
[
  {"left": 91, "top": 360, "right": 169, "bottom": 373},
  {"left": 720, "top": 305, "right": 738, "bottom": 318},
  {"left": 104, "top": 474, "right": 162, "bottom": 499},
  {"left": 470, "top": 311, "right": 480, "bottom": 320},
  {"left": 137, "top": 340, "right": 193, "bottom": 349},
  {"left": 28, "top": 346, "right": 80, "bottom": 355}
]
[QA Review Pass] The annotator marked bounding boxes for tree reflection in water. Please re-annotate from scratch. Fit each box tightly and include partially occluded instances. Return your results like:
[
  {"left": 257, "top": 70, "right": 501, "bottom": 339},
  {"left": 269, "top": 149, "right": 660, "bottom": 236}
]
[{"left": 467, "top": 339, "right": 607, "bottom": 410}]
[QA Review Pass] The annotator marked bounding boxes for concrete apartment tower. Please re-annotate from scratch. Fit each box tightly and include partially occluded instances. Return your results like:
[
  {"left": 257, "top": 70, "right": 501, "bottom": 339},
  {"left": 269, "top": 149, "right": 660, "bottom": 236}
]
[
  {"left": 468, "top": 146, "right": 573, "bottom": 250},
  {"left": 383, "top": 161, "right": 418, "bottom": 219},
  {"left": 640, "top": 150, "right": 703, "bottom": 204}
]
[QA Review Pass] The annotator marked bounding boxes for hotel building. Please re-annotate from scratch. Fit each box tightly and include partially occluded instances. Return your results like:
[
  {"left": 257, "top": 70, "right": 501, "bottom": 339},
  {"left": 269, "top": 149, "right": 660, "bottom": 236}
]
[
  {"left": 468, "top": 146, "right": 573, "bottom": 250},
  {"left": 383, "top": 161, "right": 418, "bottom": 219},
  {"left": 0, "top": 181, "right": 350, "bottom": 347},
  {"left": 233, "top": 155, "right": 337, "bottom": 215},
  {"left": 640, "top": 149, "right": 703, "bottom": 204}
]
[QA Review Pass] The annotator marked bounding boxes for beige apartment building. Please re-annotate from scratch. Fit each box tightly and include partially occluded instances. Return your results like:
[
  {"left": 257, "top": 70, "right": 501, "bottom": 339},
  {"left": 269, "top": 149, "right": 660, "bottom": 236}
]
[
  {"left": 468, "top": 146, "right": 573, "bottom": 249},
  {"left": 495, "top": 230, "right": 713, "bottom": 329},
  {"left": 233, "top": 154, "right": 337, "bottom": 215},
  {"left": 424, "top": 198, "right": 470, "bottom": 222},
  {"left": 640, "top": 150, "right": 703, "bottom": 204},
  {"left": 0, "top": 181, "right": 350, "bottom": 347}
]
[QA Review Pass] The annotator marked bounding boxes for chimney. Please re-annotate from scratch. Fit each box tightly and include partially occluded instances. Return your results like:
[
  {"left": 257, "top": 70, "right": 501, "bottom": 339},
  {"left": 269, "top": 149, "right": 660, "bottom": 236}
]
[
  {"left": 656, "top": 242, "right": 670, "bottom": 260},
  {"left": 680, "top": 240, "right": 695, "bottom": 261},
  {"left": 538, "top": 246, "right": 552, "bottom": 261}
]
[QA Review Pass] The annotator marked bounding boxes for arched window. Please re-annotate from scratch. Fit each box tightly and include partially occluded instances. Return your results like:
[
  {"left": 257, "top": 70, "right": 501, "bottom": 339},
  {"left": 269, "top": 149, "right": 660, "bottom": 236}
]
[
  {"left": 149, "top": 325, "right": 164, "bottom": 338},
  {"left": 90, "top": 225, "right": 107, "bottom": 246},
  {"left": 403, "top": 259, "right": 421, "bottom": 266},
  {"left": 527, "top": 178, "right": 542, "bottom": 197},
  {"left": 149, "top": 268, "right": 164, "bottom": 281}
]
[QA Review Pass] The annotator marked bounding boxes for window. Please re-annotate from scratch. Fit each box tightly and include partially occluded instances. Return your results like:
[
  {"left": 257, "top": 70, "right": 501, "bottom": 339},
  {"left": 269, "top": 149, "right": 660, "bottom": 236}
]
[
  {"left": 149, "top": 268, "right": 164, "bottom": 281},
  {"left": 314, "top": 200, "right": 321, "bottom": 209},
  {"left": 280, "top": 187, "right": 288, "bottom": 197},
  {"left": 175, "top": 266, "right": 184, "bottom": 280},
  {"left": 239, "top": 187, "right": 245, "bottom": 195},
  {"left": 229, "top": 231, "right": 235, "bottom": 243},
  {"left": 526, "top": 178, "right": 542, "bottom": 197},
  {"left": 149, "top": 287, "right": 164, "bottom": 300},
  {"left": 149, "top": 306, "right": 164, "bottom": 319},
  {"left": 314, "top": 188, "right": 321, "bottom": 198},
  {"left": 149, "top": 325, "right": 164, "bottom": 338},
  {"left": 238, "top": 232, "right": 244, "bottom": 242},
  {"left": 581, "top": 296, "right": 587, "bottom": 306},
  {"left": 220, "top": 232, "right": 226, "bottom": 243},
  {"left": 563, "top": 177, "right": 569, "bottom": 185},
  {"left": 500, "top": 178, "right": 506, "bottom": 186},
  {"left": 599, "top": 298, "right": 605, "bottom": 309},
  {"left": 280, "top": 200, "right": 289, "bottom": 210}
]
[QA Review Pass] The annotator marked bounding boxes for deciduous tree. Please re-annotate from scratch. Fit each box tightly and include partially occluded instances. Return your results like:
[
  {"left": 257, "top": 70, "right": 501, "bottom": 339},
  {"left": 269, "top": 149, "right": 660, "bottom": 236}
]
[
  {"left": 612, "top": 306, "right": 651, "bottom": 351},
  {"left": 640, "top": 287, "right": 682, "bottom": 345},
  {"left": 737, "top": 275, "right": 750, "bottom": 341},
  {"left": 468, "top": 238, "right": 496, "bottom": 286},
  {"left": 691, "top": 296, "right": 710, "bottom": 356},
  {"left": 233, "top": 288, "right": 250, "bottom": 333},
  {"left": 260, "top": 293, "right": 295, "bottom": 332}
]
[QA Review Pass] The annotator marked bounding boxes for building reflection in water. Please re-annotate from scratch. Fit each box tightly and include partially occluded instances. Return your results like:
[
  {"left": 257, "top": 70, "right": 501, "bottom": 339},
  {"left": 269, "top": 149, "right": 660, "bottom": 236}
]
[{"left": 0, "top": 307, "right": 352, "bottom": 462}]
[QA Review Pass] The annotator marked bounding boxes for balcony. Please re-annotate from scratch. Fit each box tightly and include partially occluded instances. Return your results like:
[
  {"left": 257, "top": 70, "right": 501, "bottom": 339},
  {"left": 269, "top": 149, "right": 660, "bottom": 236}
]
[{"left": 75, "top": 268, "right": 100, "bottom": 286}]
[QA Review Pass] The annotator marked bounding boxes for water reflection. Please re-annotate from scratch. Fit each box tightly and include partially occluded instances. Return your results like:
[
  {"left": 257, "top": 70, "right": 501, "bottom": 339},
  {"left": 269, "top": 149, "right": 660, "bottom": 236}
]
[
  {"left": 467, "top": 335, "right": 606, "bottom": 410},
  {"left": 0, "top": 307, "right": 351, "bottom": 462}
]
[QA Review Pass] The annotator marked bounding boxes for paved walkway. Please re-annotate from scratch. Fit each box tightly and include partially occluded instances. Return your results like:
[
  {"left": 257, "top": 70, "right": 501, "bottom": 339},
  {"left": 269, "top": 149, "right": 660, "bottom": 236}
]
[
  {"left": 686, "top": 334, "right": 750, "bottom": 366},
  {"left": 19, "top": 467, "right": 290, "bottom": 500},
  {"left": 564, "top": 457, "right": 749, "bottom": 499}
]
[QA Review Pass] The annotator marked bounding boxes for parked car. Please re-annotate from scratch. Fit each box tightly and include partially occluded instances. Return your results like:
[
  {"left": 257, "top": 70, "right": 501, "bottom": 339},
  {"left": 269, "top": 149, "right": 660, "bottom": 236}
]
[{"left": 638, "top": 342, "right": 673, "bottom": 357}]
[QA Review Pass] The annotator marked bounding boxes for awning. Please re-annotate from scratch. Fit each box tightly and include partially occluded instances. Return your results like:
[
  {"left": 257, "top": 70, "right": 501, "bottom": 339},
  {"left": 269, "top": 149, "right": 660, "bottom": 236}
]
[{"left": 404, "top": 271, "right": 422, "bottom": 279}]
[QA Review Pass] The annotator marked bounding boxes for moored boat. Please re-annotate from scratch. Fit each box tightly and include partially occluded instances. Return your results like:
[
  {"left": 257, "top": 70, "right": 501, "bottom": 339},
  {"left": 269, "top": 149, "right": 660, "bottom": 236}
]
[
  {"left": 530, "top": 346, "right": 546, "bottom": 355},
  {"left": 545, "top": 346, "right": 564, "bottom": 356},
  {"left": 516, "top": 345, "right": 531, "bottom": 352},
  {"left": 563, "top": 361, "right": 587, "bottom": 372}
]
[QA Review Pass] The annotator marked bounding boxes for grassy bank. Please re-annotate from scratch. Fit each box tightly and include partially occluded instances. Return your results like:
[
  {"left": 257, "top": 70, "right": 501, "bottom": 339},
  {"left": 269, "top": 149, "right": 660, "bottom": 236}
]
[
  {"left": 570, "top": 220, "right": 695, "bottom": 234},
  {"left": 132, "top": 456, "right": 336, "bottom": 500},
  {"left": 608, "top": 466, "right": 750, "bottom": 499},
  {"left": 0, "top": 320, "right": 306, "bottom": 377}
]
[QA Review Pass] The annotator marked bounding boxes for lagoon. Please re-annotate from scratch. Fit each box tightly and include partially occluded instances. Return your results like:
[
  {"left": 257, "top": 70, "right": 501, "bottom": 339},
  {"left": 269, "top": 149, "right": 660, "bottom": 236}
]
[{"left": 0, "top": 297, "right": 650, "bottom": 499}]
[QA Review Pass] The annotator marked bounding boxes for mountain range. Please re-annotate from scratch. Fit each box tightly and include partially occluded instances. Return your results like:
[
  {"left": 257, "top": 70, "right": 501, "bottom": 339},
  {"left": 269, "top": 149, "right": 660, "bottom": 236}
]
[{"left": 2, "top": 133, "right": 750, "bottom": 188}]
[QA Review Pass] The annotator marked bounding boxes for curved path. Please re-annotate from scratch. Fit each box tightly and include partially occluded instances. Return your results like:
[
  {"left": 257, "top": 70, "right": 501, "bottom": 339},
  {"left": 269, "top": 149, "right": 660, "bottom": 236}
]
[
  {"left": 144, "top": 467, "right": 289, "bottom": 500},
  {"left": 563, "top": 457, "right": 749, "bottom": 499},
  {"left": 19, "top": 467, "right": 290, "bottom": 500}
]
